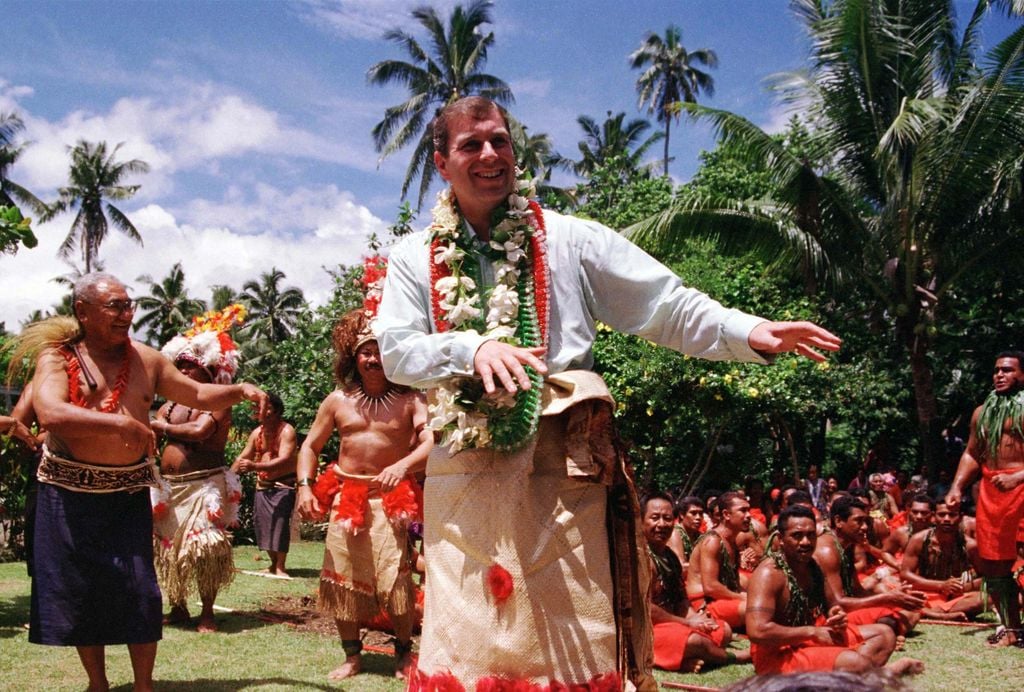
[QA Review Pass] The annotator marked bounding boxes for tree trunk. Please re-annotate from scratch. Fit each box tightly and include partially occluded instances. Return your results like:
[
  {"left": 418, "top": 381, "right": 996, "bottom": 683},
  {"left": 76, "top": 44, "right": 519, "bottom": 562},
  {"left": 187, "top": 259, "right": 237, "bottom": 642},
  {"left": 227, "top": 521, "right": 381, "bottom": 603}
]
[
  {"left": 663, "top": 115, "right": 671, "bottom": 178},
  {"left": 682, "top": 424, "right": 722, "bottom": 496},
  {"left": 908, "top": 337, "right": 943, "bottom": 479}
]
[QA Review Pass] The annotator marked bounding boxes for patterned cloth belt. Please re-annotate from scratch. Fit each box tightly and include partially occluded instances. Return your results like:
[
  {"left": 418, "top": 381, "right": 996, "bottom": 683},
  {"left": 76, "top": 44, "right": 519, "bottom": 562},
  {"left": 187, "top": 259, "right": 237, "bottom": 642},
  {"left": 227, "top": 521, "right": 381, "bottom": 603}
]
[
  {"left": 162, "top": 467, "right": 224, "bottom": 484},
  {"left": 37, "top": 445, "right": 159, "bottom": 493},
  {"left": 256, "top": 475, "right": 296, "bottom": 491}
]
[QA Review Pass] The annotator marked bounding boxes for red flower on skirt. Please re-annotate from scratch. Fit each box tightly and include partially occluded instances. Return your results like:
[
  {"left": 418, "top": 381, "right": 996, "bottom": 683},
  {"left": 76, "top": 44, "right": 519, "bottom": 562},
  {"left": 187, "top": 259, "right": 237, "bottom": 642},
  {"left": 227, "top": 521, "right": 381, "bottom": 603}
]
[{"left": 487, "top": 564, "right": 514, "bottom": 604}]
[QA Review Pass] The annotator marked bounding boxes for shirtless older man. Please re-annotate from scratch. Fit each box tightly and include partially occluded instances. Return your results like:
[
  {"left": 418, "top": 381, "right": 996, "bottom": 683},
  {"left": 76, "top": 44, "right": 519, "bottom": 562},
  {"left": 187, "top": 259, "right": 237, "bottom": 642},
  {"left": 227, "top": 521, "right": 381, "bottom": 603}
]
[
  {"left": 297, "top": 308, "right": 431, "bottom": 680},
  {"left": 643, "top": 492, "right": 749, "bottom": 672},
  {"left": 26, "top": 273, "right": 266, "bottom": 692}
]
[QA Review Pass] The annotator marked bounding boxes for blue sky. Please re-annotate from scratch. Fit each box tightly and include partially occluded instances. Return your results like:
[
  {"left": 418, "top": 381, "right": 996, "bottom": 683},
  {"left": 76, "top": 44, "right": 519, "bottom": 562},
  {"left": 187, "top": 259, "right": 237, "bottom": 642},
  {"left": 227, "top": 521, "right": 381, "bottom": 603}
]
[{"left": 0, "top": 1, "right": 1016, "bottom": 329}]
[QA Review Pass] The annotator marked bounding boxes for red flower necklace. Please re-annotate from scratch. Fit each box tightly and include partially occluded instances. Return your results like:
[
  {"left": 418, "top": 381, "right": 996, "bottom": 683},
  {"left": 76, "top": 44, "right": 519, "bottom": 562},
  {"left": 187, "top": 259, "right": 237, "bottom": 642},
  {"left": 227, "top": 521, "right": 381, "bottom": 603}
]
[{"left": 61, "top": 344, "right": 133, "bottom": 412}]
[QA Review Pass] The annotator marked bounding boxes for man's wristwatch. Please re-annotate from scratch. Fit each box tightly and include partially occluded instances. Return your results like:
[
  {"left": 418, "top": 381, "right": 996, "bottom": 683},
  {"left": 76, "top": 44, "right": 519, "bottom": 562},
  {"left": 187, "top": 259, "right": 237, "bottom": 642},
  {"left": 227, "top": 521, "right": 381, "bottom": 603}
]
[{"left": 297, "top": 478, "right": 314, "bottom": 487}]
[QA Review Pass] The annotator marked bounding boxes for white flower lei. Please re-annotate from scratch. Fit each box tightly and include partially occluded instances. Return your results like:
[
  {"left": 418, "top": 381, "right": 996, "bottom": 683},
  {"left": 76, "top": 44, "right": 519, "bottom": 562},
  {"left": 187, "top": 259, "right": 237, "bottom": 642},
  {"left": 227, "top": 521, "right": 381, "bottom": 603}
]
[{"left": 427, "top": 174, "right": 546, "bottom": 454}]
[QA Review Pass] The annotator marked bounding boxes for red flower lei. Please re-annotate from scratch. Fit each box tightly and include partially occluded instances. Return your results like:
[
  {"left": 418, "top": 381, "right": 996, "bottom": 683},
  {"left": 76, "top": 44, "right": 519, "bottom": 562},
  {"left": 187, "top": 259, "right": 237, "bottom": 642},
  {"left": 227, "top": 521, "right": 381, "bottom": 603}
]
[{"left": 61, "top": 345, "right": 133, "bottom": 412}]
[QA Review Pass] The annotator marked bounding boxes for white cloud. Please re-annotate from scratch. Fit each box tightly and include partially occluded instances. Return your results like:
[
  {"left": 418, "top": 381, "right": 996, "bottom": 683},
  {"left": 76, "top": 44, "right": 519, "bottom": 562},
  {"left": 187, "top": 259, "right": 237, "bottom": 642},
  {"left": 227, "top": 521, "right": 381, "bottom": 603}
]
[
  {"left": 0, "top": 185, "right": 389, "bottom": 330},
  {"left": 759, "top": 102, "right": 804, "bottom": 135},
  {"left": 294, "top": 0, "right": 461, "bottom": 41},
  {"left": 509, "top": 78, "right": 552, "bottom": 99},
  {"left": 6, "top": 83, "right": 370, "bottom": 202}
]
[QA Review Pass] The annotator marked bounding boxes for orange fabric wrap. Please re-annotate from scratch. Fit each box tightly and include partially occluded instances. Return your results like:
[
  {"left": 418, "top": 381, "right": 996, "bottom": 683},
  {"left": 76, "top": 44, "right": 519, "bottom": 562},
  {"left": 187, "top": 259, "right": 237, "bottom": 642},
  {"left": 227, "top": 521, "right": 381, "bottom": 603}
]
[
  {"left": 976, "top": 466, "right": 1024, "bottom": 561},
  {"left": 751, "top": 622, "right": 863, "bottom": 675},
  {"left": 652, "top": 621, "right": 725, "bottom": 670},
  {"left": 705, "top": 599, "right": 743, "bottom": 629}
]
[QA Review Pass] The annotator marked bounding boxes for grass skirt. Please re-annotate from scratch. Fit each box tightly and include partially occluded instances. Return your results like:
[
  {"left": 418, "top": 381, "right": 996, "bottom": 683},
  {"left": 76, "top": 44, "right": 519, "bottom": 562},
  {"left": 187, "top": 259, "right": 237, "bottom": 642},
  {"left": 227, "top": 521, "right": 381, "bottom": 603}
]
[{"left": 152, "top": 469, "right": 236, "bottom": 605}]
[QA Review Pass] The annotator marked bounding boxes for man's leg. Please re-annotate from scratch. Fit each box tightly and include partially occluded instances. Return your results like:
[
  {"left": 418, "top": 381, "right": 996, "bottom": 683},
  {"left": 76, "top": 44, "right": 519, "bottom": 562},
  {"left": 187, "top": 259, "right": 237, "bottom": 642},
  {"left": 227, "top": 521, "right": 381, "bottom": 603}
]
[
  {"left": 127, "top": 642, "right": 157, "bottom": 692},
  {"left": 856, "top": 623, "right": 896, "bottom": 667},
  {"left": 275, "top": 550, "right": 289, "bottom": 577},
  {"left": 980, "top": 558, "right": 1022, "bottom": 646},
  {"left": 328, "top": 619, "right": 362, "bottom": 680},
  {"left": 683, "top": 632, "right": 751, "bottom": 668},
  {"left": 165, "top": 600, "right": 190, "bottom": 625},
  {"left": 197, "top": 588, "right": 218, "bottom": 633},
  {"left": 390, "top": 604, "right": 416, "bottom": 678},
  {"left": 76, "top": 646, "right": 109, "bottom": 692},
  {"left": 832, "top": 649, "right": 873, "bottom": 673}
]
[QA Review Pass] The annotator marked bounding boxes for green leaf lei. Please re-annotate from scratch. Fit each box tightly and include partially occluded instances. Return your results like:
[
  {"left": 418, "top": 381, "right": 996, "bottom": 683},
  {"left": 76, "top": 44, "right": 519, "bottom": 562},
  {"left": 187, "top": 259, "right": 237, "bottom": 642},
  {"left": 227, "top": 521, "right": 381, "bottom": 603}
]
[{"left": 977, "top": 389, "right": 1024, "bottom": 461}]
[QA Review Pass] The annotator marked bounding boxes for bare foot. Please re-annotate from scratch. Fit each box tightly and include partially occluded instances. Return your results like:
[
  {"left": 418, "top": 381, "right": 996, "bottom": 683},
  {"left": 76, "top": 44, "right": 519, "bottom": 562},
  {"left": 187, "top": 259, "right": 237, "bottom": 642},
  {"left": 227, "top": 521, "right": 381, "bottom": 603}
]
[
  {"left": 680, "top": 658, "right": 704, "bottom": 673},
  {"left": 164, "top": 605, "right": 190, "bottom": 625},
  {"left": 895, "top": 635, "right": 906, "bottom": 651},
  {"left": 986, "top": 627, "right": 1019, "bottom": 648},
  {"left": 327, "top": 655, "right": 361, "bottom": 681},
  {"left": 733, "top": 649, "right": 752, "bottom": 664},
  {"left": 887, "top": 658, "right": 924, "bottom": 676},
  {"left": 197, "top": 614, "right": 217, "bottom": 633}
]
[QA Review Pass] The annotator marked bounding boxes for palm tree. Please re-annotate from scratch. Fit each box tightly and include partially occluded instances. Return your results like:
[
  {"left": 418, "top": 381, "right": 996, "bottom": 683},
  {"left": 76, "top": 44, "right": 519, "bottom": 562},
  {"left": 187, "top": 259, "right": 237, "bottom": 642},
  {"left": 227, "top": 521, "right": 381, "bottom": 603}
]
[
  {"left": 0, "top": 112, "right": 46, "bottom": 216},
  {"left": 43, "top": 140, "right": 149, "bottom": 273},
  {"left": 209, "top": 285, "right": 238, "bottom": 311},
  {"left": 559, "top": 111, "right": 664, "bottom": 179},
  {"left": 134, "top": 263, "right": 207, "bottom": 346},
  {"left": 626, "top": 0, "right": 1024, "bottom": 473},
  {"left": 630, "top": 26, "right": 718, "bottom": 177},
  {"left": 367, "top": 0, "right": 514, "bottom": 209},
  {"left": 508, "top": 120, "right": 573, "bottom": 207},
  {"left": 240, "top": 268, "right": 306, "bottom": 345}
]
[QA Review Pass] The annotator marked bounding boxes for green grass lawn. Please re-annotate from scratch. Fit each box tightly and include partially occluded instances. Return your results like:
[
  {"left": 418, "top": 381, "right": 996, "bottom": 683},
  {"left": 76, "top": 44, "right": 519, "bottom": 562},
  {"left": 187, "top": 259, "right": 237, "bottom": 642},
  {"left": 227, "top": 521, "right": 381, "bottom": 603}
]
[{"left": 1, "top": 542, "right": 1021, "bottom": 691}]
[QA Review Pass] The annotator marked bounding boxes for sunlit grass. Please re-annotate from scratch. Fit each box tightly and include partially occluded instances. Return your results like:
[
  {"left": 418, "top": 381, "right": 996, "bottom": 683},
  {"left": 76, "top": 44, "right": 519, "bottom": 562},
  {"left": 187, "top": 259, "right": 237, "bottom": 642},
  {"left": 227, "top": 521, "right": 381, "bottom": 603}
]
[{"left": 1, "top": 542, "right": 1020, "bottom": 690}]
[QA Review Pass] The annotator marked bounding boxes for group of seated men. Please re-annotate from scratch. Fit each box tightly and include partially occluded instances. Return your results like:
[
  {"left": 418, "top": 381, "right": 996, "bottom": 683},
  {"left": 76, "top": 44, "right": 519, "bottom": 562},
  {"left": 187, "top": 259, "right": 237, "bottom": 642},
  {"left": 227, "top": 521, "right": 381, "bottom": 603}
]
[{"left": 642, "top": 482, "right": 1009, "bottom": 676}]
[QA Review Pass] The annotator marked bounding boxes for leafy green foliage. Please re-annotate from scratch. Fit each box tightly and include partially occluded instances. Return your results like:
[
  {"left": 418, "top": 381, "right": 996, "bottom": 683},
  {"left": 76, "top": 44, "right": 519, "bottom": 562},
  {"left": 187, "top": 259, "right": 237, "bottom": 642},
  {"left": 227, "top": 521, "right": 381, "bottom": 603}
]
[
  {"left": 575, "top": 155, "right": 673, "bottom": 229},
  {"left": 593, "top": 238, "right": 912, "bottom": 492},
  {"left": 0, "top": 204, "right": 36, "bottom": 255},
  {"left": 630, "top": 25, "right": 718, "bottom": 176},
  {"left": 43, "top": 140, "right": 149, "bottom": 273}
]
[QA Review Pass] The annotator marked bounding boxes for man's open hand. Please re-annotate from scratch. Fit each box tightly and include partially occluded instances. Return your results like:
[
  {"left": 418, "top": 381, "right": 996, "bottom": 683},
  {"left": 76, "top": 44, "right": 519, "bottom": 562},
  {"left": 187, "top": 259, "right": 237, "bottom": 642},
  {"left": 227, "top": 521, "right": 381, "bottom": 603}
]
[
  {"left": 748, "top": 321, "right": 842, "bottom": 362},
  {"left": 474, "top": 341, "right": 547, "bottom": 394}
]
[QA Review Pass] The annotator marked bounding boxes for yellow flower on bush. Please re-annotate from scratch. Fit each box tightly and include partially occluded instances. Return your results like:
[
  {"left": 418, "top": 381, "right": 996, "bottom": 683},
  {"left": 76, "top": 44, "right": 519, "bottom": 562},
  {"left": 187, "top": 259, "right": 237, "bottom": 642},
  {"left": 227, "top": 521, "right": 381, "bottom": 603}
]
[
  {"left": 724, "top": 374, "right": 733, "bottom": 384},
  {"left": 747, "top": 387, "right": 759, "bottom": 398}
]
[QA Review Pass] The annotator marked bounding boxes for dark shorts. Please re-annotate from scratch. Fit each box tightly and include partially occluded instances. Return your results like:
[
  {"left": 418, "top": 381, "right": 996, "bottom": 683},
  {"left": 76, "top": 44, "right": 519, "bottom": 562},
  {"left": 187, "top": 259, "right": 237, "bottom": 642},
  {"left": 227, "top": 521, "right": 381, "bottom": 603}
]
[
  {"left": 30, "top": 483, "right": 163, "bottom": 646},
  {"left": 255, "top": 487, "right": 295, "bottom": 553}
]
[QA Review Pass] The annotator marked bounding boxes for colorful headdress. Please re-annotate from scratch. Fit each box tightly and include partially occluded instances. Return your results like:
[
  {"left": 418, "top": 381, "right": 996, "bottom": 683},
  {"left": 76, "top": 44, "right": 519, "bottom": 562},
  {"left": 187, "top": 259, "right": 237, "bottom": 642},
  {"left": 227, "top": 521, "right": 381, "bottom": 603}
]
[
  {"left": 160, "top": 304, "right": 247, "bottom": 384},
  {"left": 355, "top": 255, "right": 387, "bottom": 350}
]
